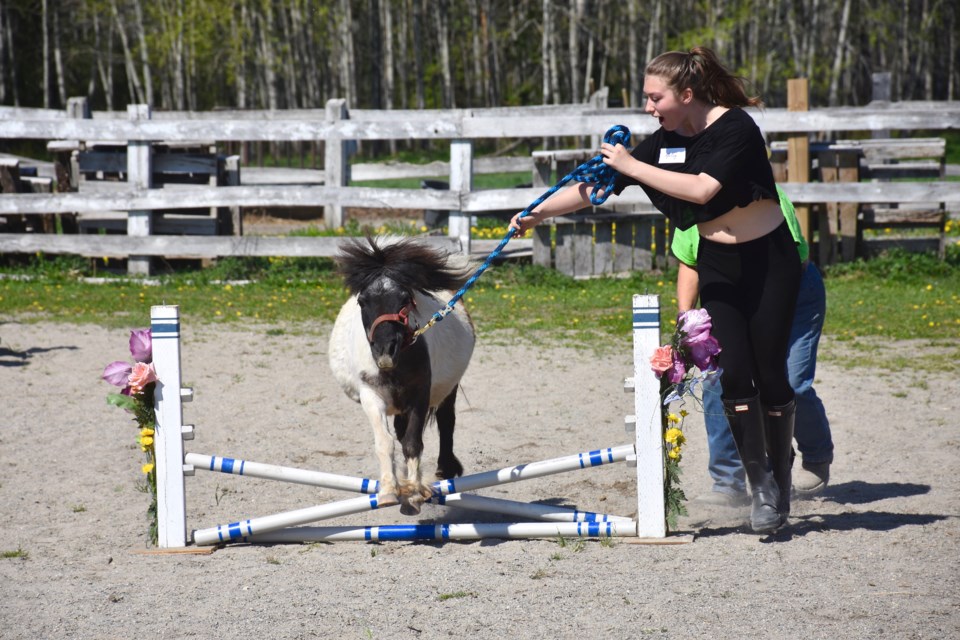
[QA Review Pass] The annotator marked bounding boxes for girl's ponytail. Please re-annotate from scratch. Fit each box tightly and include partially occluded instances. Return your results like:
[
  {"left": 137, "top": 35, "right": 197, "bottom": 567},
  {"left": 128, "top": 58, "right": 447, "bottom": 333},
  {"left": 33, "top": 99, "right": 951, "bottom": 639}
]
[{"left": 646, "top": 47, "right": 761, "bottom": 109}]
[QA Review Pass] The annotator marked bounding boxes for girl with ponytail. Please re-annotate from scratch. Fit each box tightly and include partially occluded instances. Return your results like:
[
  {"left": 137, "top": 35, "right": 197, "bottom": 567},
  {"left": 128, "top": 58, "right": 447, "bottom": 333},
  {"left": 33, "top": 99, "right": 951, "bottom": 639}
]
[{"left": 510, "top": 47, "right": 801, "bottom": 534}]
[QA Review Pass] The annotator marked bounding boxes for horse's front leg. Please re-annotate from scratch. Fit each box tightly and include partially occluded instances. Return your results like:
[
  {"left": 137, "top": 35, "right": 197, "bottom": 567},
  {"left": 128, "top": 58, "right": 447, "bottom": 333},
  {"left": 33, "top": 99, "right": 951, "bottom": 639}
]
[
  {"left": 359, "top": 387, "right": 399, "bottom": 505},
  {"left": 397, "top": 392, "right": 432, "bottom": 516}
]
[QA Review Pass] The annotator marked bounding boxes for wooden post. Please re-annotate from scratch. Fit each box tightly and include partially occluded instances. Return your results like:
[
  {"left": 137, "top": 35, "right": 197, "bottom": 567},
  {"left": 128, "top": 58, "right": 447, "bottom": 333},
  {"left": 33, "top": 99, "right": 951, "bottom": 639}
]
[
  {"left": 871, "top": 72, "right": 892, "bottom": 138},
  {"left": 225, "top": 155, "right": 242, "bottom": 236},
  {"left": 448, "top": 140, "right": 473, "bottom": 254},
  {"left": 151, "top": 305, "right": 192, "bottom": 548},
  {"left": 66, "top": 96, "right": 91, "bottom": 119},
  {"left": 631, "top": 294, "right": 666, "bottom": 538},
  {"left": 324, "top": 98, "right": 349, "bottom": 230},
  {"left": 787, "top": 79, "right": 811, "bottom": 248},
  {"left": 127, "top": 104, "right": 153, "bottom": 276}
]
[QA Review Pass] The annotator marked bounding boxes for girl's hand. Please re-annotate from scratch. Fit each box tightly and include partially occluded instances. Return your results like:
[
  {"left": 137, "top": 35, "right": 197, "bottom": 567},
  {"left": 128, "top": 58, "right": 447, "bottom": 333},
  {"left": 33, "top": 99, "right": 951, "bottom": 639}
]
[
  {"left": 509, "top": 210, "right": 539, "bottom": 237},
  {"left": 600, "top": 142, "right": 633, "bottom": 173}
]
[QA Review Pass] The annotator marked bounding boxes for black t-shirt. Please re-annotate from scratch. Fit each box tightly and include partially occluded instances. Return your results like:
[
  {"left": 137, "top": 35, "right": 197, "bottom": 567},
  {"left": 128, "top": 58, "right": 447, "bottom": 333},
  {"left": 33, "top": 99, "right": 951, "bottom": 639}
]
[{"left": 612, "top": 108, "right": 777, "bottom": 230}]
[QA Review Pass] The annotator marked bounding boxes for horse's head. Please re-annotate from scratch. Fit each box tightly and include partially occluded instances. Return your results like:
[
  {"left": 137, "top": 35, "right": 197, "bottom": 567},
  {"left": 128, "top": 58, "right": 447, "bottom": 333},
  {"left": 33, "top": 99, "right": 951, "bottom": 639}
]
[
  {"left": 357, "top": 277, "right": 416, "bottom": 370},
  {"left": 335, "top": 237, "right": 471, "bottom": 371}
]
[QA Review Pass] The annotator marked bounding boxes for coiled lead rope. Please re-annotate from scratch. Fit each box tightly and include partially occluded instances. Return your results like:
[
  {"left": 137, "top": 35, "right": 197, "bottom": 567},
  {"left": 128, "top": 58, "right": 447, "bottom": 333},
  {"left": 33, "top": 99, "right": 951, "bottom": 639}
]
[{"left": 413, "top": 124, "right": 632, "bottom": 340}]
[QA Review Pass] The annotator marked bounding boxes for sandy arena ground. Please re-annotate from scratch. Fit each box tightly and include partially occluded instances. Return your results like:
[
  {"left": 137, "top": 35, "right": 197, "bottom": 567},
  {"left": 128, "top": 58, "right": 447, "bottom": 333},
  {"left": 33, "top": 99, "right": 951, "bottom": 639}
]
[{"left": 1, "top": 318, "right": 958, "bottom": 639}]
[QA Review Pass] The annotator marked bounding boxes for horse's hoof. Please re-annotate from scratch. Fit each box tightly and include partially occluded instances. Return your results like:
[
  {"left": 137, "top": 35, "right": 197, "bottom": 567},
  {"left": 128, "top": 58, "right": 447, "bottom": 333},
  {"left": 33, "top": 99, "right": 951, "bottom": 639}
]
[
  {"left": 399, "top": 499, "right": 422, "bottom": 516},
  {"left": 377, "top": 492, "right": 399, "bottom": 507}
]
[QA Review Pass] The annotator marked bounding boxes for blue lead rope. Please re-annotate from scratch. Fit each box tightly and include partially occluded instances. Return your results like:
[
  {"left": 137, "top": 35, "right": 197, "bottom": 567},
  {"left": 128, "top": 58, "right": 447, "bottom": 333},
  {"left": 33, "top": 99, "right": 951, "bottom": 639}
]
[{"left": 412, "top": 124, "right": 631, "bottom": 340}]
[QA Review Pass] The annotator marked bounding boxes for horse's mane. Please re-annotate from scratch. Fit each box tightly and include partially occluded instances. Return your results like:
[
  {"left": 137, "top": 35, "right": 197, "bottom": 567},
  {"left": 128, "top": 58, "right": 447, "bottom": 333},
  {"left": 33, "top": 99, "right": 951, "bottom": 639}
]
[{"left": 335, "top": 236, "right": 472, "bottom": 295}]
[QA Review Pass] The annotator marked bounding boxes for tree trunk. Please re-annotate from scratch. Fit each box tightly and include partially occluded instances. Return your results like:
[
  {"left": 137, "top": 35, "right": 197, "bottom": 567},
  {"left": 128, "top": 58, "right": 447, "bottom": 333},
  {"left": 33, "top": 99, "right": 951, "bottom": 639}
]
[
  {"left": 278, "top": 2, "right": 298, "bottom": 108},
  {"left": 627, "top": 0, "right": 638, "bottom": 107},
  {"left": 542, "top": 0, "right": 551, "bottom": 104},
  {"left": 42, "top": 0, "right": 49, "bottom": 108},
  {"left": 381, "top": 0, "right": 397, "bottom": 152},
  {"left": 827, "top": 0, "right": 851, "bottom": 106},
  {"left": 0, "top": 1, "right": 6, "bottom": 104},
  {"left": 644, "top": 0, "right": 662, "bottom": 68},
  {"left": 483, "top": 0, "right": 501, "bottom": 106},
  {"left": 413, "top": 0, "right": 425, "bottom": 109},
  {"left": 234, "top": 1, "right": 247, "bottom": 109},
  {"left": 3, "top": 0, "right": 17, "bottom": 106},
  {"left": 397, "top": 0, "right": 409, "bottom": 109},
  {"left": 338, "top": 0, "right": 356, "bottom": 107},
  {"left": 469, "top": 0, "right": 483, "bottom": 105},
  {"left": 131, "top": 0, "right": 153, "bottom": 105},
  {"left": 568, "top": 0, "right": 583, "bottom": 103},
  {"left": 434, "top": 0, "right": 454, "bottom": 108},
  {"left": 260, "top": 1, "right": 279, "bottom": 109},
  {"left": 52, "top": 1, "right": 66, "bottom": 107},
  {"left": 111, "top": 0, "right": 145, "bottom": 105},
  {"left": 94, "top": 11, "right": 114, "bottom": 110}
]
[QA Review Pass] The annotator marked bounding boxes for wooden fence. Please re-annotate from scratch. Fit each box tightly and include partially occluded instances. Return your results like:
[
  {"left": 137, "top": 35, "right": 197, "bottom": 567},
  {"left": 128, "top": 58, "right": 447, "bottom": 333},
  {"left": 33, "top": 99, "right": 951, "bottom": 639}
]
[{"left": 1, "top": 92, "right": 958, "bottom": 274}]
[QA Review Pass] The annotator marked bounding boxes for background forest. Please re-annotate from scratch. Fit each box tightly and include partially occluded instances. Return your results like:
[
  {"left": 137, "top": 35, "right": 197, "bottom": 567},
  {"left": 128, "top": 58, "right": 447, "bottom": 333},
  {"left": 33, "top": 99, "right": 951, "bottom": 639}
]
[{"left": 2, "top": 0, "right": 956, "bottom": 117}]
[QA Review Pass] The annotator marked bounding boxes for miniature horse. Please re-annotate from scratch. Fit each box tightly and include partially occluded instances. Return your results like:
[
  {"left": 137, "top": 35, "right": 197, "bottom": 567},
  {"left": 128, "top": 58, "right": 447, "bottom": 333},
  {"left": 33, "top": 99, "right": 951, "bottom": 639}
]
[{"left": 328, "top": 237, "right": 476, "bottom": 515}]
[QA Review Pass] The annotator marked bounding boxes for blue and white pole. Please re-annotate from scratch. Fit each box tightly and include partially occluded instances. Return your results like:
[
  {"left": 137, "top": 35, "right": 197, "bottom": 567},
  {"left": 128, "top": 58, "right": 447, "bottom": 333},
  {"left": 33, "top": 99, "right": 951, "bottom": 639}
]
[
  {"left": 185, "top": 452, "right": 379, "bottom": 494},
  {"left": 192, "top": 492, "right": 399, "bottom": 546},
  {"left": 246, "top": 520, "right": 636, "bottom": 544}
]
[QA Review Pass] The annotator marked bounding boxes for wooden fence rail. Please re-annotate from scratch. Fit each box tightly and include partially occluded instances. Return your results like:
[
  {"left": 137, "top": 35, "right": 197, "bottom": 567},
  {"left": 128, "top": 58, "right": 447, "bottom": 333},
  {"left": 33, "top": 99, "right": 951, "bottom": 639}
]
[{"left": 1, "top": 96, "right": 958, "bottom": 273}]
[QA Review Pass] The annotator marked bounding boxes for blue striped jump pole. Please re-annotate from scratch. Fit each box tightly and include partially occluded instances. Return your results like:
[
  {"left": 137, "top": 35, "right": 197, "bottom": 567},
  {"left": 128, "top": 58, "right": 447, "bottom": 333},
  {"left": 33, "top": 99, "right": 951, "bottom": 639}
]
[
  {"left": 430, "top": 443, "right": 634, "bottom": 498},
  {"left": 184, "top": 452, "right": 379, "bottom": 494},
  {"left": 246, "top": 520, "right": 637, "bottom": 544},
  {"left": 192, "top": 493, "right": 400, "bottom": 546},
  {"left": 434, "top": 493, "right": 633, "bottom": 524}
]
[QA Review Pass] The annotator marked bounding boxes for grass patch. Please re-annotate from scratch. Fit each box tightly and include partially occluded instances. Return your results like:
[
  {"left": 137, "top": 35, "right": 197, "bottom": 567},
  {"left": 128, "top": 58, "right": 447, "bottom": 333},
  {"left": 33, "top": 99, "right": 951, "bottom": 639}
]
[
  {"left": 2, "top": 547, "right": 28, "bottom": 559},
  {"left": 1, "top": 249, "right": 958, "bottom": 373}
]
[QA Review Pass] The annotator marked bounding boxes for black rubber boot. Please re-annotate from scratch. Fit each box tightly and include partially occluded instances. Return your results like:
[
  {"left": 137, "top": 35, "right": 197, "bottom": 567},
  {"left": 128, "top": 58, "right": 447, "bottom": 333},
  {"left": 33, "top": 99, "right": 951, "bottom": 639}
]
[
  {"left": 764, "top": 398, "right": 797, "bottom": 528},
  {"left": 724, "top": 396, "right": 781, "bottom": 533}
]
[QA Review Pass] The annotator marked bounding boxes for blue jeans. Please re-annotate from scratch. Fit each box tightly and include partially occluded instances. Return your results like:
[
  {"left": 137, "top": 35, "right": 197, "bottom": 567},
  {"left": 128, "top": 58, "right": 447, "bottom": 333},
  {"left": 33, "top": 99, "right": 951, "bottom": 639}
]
[{"left": 701, "top": 262, "right": 835, "bottom": 495}]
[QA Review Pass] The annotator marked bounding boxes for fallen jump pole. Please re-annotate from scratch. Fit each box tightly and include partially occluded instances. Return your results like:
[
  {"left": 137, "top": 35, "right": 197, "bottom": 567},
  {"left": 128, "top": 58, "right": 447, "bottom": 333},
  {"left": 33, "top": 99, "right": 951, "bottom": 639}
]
[
  {"left": 247, "top": 521, "right": 636, "bottom": 544},
  {"left": 185, "top": 452, "right": 379, "bottom": 494},
  {"left": 192, "top": 493, "right": 400, "bottom": 546},
  {"left": 434, "top": 493, "right": 633, "bottom": 524},
  {"left": 430, "top": 444, "right": 634, "bottom": 497}
]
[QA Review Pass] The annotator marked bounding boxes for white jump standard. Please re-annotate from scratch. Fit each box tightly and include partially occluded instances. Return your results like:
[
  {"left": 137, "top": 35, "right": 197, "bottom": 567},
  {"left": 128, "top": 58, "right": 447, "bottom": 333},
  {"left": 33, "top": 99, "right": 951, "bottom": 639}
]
[{"left": 149, "top": 295, "right": 666, "bottom": 548}]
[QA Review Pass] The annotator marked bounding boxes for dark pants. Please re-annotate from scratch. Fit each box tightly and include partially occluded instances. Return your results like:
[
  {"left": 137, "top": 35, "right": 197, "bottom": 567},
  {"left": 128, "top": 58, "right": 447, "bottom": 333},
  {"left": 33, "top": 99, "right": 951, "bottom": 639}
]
[{"left": 697, "top": 221, "right": 801, "bottom": 406}]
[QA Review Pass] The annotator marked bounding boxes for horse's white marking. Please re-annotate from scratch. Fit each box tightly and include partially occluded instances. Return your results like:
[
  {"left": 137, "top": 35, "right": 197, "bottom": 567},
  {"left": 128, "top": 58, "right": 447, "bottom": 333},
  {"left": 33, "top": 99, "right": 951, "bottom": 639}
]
[{"left": 329, "top": 287, "right": 475, "bottom": 509}]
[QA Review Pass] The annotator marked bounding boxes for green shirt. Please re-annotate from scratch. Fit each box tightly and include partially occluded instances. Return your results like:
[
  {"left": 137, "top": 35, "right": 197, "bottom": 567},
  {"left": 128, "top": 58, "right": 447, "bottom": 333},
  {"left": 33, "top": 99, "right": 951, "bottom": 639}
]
[{"left": 670, "top": 185, "right": 809, "bottom": 265}]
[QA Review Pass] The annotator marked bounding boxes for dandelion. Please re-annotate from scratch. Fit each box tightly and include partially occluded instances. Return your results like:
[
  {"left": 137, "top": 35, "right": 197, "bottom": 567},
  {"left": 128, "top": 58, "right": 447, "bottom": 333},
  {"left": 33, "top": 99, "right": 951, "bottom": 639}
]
[
  {"left": 142, "top": 462, "right": 155, "bottom": 475},
  {"left": 664, "top": 427, "right": 685, "bottom": 446}
]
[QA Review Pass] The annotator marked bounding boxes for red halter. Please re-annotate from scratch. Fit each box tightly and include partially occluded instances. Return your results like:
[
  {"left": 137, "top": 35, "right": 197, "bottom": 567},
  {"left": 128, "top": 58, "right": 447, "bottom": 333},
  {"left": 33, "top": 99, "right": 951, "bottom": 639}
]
[{"left": 367, "top": 302, "right": 417, "bottom": 347}]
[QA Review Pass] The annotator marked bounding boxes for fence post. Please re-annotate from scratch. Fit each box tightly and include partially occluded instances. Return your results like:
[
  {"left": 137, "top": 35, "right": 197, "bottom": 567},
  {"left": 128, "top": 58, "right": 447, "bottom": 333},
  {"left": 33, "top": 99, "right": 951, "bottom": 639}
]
[
  {"left": 787, "top": 79, "right": 812, "bottom": 248},
  {"left": 324, "top": 98, "right": 349, "bottom": 230},
  {"left": 631, "top": 294, "right": 666, "bottom": 538},
  {"left": 449, "top": 139, "right": 473, "bottom": 253},
  {"left": 151, "top": 305, "right": 191, "bottom": 548},
  {"left": 871, "top": 72, "right": 892, "bottom": 138},
  {"left": 127, "top": 104, "right": 153, "bottom": 276},
  {"left": 225, "top": 155, "right": 242, "bottom": 235}
]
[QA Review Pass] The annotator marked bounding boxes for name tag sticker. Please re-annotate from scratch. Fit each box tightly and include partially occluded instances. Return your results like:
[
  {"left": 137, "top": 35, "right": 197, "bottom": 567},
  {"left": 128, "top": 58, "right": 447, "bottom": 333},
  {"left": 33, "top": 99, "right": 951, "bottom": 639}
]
[{"left": 659, "top": 147, "right": 686, "bottom": 164}]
